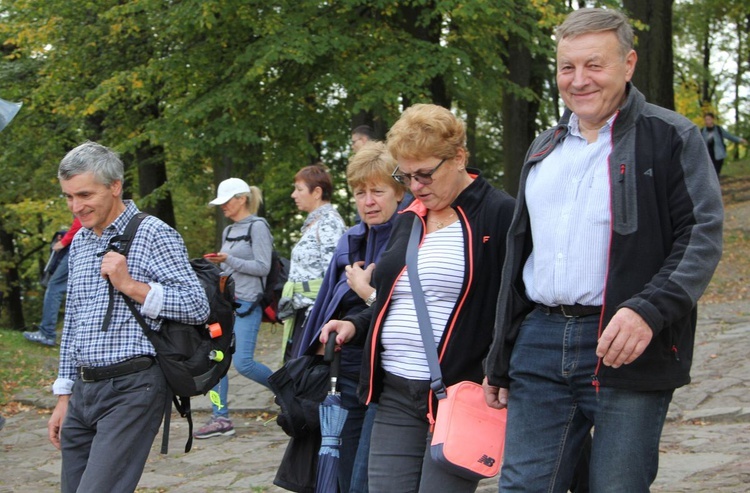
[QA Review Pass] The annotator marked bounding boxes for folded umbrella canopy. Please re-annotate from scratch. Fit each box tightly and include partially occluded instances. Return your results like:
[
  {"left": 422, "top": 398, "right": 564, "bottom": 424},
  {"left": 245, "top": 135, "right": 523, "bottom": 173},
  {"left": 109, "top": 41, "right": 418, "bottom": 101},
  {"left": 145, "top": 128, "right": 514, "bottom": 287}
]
[
  {"left": 315, "top": 334, "right": 349, "bottom": 493},
  {"left": 0, "top": 98, "right": 22, "bottom": 132},
  {"left": 270, "top": 349, "right": 330, "bottom": 492}
]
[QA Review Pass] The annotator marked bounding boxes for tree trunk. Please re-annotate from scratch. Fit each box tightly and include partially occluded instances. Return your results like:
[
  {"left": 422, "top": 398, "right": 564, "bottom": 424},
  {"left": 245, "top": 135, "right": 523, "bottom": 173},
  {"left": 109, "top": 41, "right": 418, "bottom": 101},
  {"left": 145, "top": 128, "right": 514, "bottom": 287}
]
[
  {"left": 400, "top": 2, "right": 451, "bottom": 109},
  {"left": 135, "top": 142, "right": 176, "bottom": 228},
  {"left": 466, "top": 108, "right": 477, "bottom": 169},
  {"left": 624, "top": 0, "right": 675, "bottom": 110},
  {"left": 0, "top": 226, "right": 25, "bottom": 329},
  {"left": 501, "top": 37, "right": 540, "bottom": 197},
  {"left": 702, "top": 24, "right": 712, "bottom": 106}
]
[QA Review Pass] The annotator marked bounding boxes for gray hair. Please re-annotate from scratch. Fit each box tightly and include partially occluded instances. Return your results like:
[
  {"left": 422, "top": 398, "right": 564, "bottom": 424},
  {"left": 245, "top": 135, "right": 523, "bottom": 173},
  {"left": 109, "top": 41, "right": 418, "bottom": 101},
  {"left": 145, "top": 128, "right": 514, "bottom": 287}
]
[
  {"left": 556, "top": 8, "right": 634, "bottom": 58},
  {"left": 58, "top": 141, "right": 124, "bottom": 188}
]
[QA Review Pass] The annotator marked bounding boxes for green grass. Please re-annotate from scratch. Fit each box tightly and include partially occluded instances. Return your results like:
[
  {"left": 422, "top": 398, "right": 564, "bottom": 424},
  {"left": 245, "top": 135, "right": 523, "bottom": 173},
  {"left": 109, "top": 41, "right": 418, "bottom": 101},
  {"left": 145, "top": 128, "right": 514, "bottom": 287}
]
[
  {"left": 723, "top": 157, "right": 750, "bottom": 178},
  {"left": 0, "top": 329, "right": 58, "bottom": 407}
]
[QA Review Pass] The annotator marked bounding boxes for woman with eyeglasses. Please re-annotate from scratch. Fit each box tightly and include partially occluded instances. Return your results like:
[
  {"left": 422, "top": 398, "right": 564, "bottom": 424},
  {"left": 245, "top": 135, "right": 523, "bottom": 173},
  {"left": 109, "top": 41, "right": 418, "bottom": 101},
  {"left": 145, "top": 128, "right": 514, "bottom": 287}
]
[{"left": 320, "top": 104, "right": 516, "bottom": 492}]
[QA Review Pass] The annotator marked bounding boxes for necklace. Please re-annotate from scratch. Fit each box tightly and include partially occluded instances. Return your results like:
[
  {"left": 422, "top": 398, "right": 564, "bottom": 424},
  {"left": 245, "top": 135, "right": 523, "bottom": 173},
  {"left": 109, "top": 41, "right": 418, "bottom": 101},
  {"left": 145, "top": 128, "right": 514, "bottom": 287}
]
[{"left": 428, "top": 212, "right": 456, "bottom": 229}]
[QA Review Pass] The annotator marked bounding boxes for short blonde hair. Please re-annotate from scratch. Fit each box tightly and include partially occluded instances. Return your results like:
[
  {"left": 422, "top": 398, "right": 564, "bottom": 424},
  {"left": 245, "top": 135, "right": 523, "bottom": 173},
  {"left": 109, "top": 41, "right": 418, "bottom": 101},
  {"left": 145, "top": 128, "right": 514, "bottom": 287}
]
[
  {"left": 347, "top": 141, "right": 407, "bottom": 195},
  {"left": 386, "top": 104, "right": 468, "bottom": 162}
]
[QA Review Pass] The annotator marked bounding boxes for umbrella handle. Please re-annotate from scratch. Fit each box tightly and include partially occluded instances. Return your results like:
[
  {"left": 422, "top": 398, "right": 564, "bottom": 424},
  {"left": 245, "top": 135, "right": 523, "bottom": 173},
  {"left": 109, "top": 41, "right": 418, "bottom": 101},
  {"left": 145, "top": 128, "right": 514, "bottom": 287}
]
[
  {"left": 324, "top": 331, "right": 337, "bottom": 362},
  {"left": 324, "top": 331, "right": 341, "bottom": 385}
]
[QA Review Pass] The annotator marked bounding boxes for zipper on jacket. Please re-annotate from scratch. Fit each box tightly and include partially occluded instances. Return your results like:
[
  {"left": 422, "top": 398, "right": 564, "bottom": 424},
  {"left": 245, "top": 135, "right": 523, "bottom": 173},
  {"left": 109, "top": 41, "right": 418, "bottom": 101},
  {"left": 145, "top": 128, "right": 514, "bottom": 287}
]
[
  {"left": 591, "top": 373, "right": 600, "bottom": 394},
  {"left": 671, "top": 345, "right": 680, "bottom": 361},
  {"left": 618, "top": 164, "right": 627, "bottom": 225}
]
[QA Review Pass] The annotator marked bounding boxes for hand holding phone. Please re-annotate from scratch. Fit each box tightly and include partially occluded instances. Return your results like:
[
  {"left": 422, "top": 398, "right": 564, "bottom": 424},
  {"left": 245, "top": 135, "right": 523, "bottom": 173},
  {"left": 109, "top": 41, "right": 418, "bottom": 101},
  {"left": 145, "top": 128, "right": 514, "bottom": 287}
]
[{"left": 203, "top": 253, "right": 218, "bottom": 258}]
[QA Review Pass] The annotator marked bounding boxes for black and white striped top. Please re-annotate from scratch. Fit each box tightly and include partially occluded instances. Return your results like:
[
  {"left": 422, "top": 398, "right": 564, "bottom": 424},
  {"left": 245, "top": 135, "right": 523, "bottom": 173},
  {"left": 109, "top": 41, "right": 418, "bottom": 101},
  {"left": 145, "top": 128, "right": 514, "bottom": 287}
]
[{"left": 381, "top": 221, "right": 465, "bottom": 380}]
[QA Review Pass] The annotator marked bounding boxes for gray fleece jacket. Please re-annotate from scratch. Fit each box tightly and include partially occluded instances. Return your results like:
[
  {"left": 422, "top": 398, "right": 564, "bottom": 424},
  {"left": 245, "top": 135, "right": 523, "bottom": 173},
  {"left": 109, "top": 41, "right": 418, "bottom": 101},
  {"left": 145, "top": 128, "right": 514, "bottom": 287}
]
[{"left": 486, "top": 84, "right": 724, "bottom": 391}]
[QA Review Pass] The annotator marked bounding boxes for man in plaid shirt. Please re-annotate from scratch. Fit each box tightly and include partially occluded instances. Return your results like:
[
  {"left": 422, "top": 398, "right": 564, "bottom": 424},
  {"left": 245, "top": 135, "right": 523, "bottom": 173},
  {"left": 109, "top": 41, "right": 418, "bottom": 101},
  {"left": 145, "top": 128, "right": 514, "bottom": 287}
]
[{"left": 47, "top": 141, "right": 209, "bottom": 493}]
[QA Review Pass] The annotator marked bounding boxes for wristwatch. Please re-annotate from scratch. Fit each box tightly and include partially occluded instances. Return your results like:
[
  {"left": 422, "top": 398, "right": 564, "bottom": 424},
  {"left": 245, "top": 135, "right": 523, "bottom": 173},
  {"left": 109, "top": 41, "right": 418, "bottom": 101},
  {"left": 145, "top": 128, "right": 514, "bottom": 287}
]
[{"left": 365, "top": 291, "right": 377, "bottom": 307}]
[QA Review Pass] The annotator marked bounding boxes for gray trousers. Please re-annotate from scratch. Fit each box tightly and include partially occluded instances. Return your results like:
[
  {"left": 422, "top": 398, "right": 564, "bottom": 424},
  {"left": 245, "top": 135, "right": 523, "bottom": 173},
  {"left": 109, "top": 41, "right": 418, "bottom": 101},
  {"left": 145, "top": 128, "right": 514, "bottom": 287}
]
[
  {"left": 60, "top": 364, "right": 167, "bottom": 493},
  {"left": 368, "top": 371, "right": 479, "bottom": 493}
]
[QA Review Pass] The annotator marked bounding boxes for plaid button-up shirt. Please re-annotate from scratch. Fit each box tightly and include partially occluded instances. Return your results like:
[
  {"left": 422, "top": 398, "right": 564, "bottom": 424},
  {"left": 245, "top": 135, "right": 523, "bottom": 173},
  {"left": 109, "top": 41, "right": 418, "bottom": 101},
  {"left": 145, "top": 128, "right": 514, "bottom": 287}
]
[{"left": 53, "top": 201, "right": 209, "bottom": 394}]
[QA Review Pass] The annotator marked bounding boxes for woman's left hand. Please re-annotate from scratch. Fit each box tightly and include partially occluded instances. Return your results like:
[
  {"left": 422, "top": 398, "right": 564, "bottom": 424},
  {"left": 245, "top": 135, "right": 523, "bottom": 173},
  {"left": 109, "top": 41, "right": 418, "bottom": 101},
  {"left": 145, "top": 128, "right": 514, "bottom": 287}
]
[{"left": 346, "top": 261, "right": 376, "bottom": 300}]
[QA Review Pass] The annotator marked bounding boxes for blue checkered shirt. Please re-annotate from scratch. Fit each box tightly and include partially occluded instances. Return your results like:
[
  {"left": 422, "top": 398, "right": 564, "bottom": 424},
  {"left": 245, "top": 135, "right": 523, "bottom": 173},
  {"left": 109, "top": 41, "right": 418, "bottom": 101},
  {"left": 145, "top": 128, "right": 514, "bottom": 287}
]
[{"left": 53, "top": 201, "right": 209, "bottom": 394}]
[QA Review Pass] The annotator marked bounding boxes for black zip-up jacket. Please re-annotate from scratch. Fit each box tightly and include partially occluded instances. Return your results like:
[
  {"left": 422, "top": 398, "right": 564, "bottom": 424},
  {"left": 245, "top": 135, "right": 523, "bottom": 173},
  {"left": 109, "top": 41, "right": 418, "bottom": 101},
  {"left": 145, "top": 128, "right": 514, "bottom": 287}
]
[
  {"left": 346, "top": 172, "right": 515, "bottom": 416},
  {"left": 485, "top": 84, "right": 724, "bottom": 391}
]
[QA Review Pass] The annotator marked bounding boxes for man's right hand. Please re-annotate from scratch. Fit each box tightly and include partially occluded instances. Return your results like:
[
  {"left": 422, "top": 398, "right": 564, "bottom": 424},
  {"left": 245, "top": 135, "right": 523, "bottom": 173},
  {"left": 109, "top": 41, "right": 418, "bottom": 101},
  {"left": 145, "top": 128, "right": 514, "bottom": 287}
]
[
  {"left": 483, "top": 377, "right": 508, "bottom": 410},
  {"left": 48, "top": 395, "right": 70, "bottom": 450}
]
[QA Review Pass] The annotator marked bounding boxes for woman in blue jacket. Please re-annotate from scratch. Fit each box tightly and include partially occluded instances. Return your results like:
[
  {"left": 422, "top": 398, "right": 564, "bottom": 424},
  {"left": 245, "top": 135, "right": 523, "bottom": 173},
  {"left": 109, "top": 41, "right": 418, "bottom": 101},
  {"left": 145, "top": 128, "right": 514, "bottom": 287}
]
[{"left": 294, "top": 141, "right": 406, "bottom": 492}]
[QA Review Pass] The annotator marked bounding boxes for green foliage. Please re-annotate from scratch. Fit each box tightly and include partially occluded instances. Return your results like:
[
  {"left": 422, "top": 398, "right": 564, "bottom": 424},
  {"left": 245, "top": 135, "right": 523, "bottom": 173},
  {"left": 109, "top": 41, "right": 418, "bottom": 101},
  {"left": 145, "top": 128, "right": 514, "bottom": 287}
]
[
  {"left": 0, "top": 329, "right": 58, "bottom": 405},
  {"left": 0, "top": 0, "right": 745, "bottom": 322}
]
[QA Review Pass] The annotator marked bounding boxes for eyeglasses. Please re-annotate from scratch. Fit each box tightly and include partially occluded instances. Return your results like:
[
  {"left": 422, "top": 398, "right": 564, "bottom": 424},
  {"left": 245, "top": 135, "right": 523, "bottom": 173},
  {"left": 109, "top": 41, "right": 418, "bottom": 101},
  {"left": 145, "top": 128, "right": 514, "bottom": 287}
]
[{"left": 391, "top": 158, "right": 447, "bottom": 186}]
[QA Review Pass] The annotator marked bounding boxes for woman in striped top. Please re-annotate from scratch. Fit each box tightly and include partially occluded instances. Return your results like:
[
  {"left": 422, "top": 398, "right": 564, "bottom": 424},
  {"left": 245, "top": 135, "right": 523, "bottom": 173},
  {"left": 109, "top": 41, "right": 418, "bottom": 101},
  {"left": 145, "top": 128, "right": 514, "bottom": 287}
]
[{"left": 320, "top": 104, "right": 516, "bottom": 492}]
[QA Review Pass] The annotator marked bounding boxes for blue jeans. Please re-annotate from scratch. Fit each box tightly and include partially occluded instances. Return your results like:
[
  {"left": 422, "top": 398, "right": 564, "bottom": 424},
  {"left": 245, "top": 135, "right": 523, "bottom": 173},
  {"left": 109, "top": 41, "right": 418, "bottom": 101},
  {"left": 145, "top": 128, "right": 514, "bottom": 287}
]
[
  {"left": 500, "top": 309, "right": 673, "bottom": 493},
  {"left": 350, "top": 403, "right": 377, "bottom": 493},
  {"left": 211, "top": 299, "right": 273, "bottom": 418},
  {"left": 337, "top": 375, "right": 368, "bottom": 493},
  {"left": 39, "top": 250, "right": 69, "bottom": 339}
]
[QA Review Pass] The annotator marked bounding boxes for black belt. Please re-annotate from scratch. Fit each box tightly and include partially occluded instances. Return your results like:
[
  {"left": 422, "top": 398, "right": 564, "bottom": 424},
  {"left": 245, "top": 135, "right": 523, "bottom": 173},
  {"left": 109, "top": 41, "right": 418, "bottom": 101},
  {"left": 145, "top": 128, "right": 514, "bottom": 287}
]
[
  {"left": 78, "top": 356, "right": 154, "bottom": 382},
  {"left": 536, "top": 304, "right": 601, "bottom": 318}
]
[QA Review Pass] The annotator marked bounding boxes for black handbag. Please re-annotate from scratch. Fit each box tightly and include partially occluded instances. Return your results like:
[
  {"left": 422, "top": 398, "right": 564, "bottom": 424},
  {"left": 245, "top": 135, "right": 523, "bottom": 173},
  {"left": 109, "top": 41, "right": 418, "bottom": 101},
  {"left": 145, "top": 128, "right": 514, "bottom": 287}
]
[{"left": 268, "top": 354, "right": 330, "bottom": 438}]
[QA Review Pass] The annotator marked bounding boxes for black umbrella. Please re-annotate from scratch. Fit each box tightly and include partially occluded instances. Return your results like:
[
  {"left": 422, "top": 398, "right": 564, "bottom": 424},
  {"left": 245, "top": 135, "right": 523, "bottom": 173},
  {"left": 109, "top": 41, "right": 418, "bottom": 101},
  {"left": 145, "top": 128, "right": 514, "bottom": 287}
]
[{"left": 315, "top": 334, "right": 349, "bottom": 493}]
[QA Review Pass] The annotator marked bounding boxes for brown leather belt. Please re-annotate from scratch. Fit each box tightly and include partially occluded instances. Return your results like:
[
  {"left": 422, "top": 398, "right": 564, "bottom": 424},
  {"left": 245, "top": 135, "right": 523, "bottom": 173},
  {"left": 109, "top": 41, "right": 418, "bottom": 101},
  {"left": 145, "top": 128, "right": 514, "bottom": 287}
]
[
  {"left": 536, "top": 304, "right": 601, "bottom": 318},
  {"left": 78, "top": 356, "right": 154, "bottom": 382}
]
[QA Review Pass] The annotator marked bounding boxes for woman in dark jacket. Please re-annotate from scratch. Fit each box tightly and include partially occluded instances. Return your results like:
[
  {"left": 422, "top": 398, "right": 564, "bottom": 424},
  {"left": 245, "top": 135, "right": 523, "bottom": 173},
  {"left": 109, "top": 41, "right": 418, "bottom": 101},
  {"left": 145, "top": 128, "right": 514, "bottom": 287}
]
[{"left": 321, "top": 104, "right": 515, "bottom": 493}]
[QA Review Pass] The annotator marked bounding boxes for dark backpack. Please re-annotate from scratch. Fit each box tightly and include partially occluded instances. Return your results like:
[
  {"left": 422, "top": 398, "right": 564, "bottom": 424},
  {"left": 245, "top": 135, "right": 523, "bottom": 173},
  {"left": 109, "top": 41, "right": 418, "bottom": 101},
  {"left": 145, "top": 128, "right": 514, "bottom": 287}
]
[
  {"left": 262, "top": 250, "right": 290, "bottom": 324},
  {"left": 225, "top": 218, "right": 289, "bottom": 324},
  {"left": 108, "top": 212, "right": 236, "bottom": 453}
]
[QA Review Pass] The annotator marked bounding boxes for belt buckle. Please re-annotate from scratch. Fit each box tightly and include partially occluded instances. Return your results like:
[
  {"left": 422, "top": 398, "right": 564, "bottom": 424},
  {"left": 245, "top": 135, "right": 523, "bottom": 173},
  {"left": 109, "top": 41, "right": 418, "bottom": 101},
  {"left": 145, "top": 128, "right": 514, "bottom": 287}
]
[
  {"left": 560, "top": 305, "right": 573, "bottom": 318},
  {"left": 78, "top": 367, "right": 94, "bottom": 383}
]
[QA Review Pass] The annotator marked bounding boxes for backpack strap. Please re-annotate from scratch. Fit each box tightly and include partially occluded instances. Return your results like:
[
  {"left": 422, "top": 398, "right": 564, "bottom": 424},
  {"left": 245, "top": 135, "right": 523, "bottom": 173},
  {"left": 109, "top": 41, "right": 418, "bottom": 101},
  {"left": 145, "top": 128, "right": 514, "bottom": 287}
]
[
  {"left": 225, "top": 217, "right": 272, "bottom": 292},
  {"left": 100, "top": 212, "right": 149, "bottom": 332},
  {"left": 109, "top": 212, "right": 196, "bottom": 454}
]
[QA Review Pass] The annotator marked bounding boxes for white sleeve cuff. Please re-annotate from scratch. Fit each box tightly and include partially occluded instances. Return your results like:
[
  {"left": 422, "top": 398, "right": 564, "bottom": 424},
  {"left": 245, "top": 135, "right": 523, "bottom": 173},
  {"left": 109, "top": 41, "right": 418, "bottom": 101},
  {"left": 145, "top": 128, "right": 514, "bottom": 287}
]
[
  {"left": 53, "top": 378, "right": 74, "bottom": 395},
  {"left": 141, "top": 282, "right": 164, "bottom": 319}
]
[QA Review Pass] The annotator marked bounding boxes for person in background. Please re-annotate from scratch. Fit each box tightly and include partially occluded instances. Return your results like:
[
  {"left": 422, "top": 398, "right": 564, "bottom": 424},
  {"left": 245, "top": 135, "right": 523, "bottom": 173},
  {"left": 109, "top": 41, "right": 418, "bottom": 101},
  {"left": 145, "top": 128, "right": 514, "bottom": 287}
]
[
  {"left": 321, "top": 103, "right": 515, "bottom": 492},
  {"left": 294, "top": 141, "right": 407, "bottom": 492},
  {"left": 351, "top": 125, "right": 375, "bottom": 153},
  {"left": 484, "top": 8, "right": 723, "bottom": 492},
  {"left": 48, "top": 141, "right": 209, "bottom": 493},
  {"left": 281, "top": 163, "right": 347, "bottom": 361},
  {"left": 194, "top": 178, "right": 274, "bottom": 439},
  {"left": 24, "top": 217, "right": 82, "bottom": 346},
  {"left": 701, "top": 112, "right": 747, "bottom": 177}
]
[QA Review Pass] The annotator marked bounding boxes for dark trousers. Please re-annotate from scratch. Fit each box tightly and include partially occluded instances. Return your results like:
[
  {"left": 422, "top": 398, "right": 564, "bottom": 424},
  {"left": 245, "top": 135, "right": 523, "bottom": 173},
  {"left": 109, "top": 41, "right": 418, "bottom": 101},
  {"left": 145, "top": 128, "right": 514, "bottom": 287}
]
[
  {"left": 368, "top": 372, "right": 479, "bottom": 493},
  {"left": 60, "top": 364, "right": 166, "bottom": 493}
]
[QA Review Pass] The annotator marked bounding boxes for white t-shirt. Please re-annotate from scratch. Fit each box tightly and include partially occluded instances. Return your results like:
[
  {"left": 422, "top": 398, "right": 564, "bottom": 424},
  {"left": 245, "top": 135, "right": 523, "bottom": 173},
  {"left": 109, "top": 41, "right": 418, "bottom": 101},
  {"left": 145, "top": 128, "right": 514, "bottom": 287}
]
[{"left": 381, "top": 221, "right": 465, "bottom": 380}]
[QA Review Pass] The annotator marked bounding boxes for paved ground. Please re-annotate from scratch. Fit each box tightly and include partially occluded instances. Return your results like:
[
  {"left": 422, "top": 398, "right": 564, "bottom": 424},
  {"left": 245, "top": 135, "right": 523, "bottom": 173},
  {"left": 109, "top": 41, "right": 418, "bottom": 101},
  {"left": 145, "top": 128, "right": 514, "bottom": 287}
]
[{"left": 2, "top": 202, "right": 750, "bottom": 492}]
